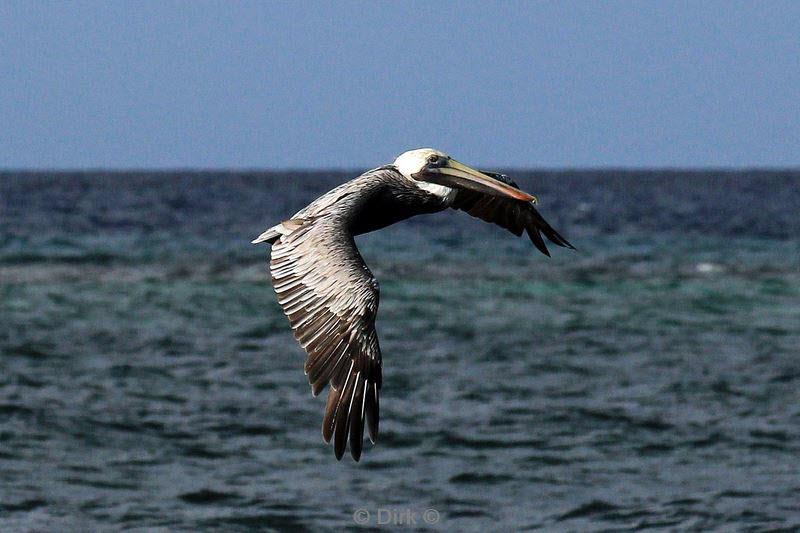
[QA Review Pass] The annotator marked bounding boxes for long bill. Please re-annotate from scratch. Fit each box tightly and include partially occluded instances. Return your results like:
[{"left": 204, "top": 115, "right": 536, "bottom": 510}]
[{"left": 422, "top": 159, "right": 537, "bottom": 203}]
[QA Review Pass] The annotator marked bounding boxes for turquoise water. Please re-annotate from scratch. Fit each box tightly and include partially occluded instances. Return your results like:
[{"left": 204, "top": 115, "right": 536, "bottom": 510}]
[{"left": 1, "top": 170, "right": 799, "bottom": 530}]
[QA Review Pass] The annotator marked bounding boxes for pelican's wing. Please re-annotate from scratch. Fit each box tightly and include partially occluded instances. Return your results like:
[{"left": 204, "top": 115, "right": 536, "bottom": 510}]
[
  {"left": 451, "top": 171, "right": 575, "bottom": 256},
  {"left": 269, "top": 217, "right": 382, "bottom": 461}
]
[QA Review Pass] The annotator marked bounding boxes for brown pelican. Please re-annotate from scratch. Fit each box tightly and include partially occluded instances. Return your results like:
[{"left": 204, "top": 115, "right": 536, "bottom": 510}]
[{"left": 252, "top": 148, "right": 574, "bottom": 461}]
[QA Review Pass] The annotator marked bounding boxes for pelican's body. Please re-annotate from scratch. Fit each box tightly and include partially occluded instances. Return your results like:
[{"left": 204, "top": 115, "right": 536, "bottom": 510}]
[
  {"left": 253, "top": 149, "right": 574, "bottom": 461},
  {"left": 288, "top": 166, "right": 451, "bottom": 239}
]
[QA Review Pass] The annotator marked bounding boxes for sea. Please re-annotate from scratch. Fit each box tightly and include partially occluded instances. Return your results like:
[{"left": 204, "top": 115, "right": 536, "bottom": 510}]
[{"left": 1, "top": 169, "right": 799, "bottom": 532}]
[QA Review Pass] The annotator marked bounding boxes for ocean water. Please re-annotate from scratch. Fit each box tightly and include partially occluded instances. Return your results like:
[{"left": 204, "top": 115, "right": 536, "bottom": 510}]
[{"left": 1, "top": 170, "right": 799, "bottom": 531}]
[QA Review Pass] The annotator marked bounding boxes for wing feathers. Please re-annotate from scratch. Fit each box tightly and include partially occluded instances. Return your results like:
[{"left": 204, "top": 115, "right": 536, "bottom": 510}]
[
  {"left": 527, "top": 227, "right": 550, "bottom": 257},
  {"left": 450, "top": 178, "right": 575, "bottom": 255},
  {"left": 270, "top": 216, "right": 382, "bottom": 461},
  {"left": 333, "top": 366, "right": 357, "bottom": 460},
  {"left": 349, "top": 378, "right": 367, "bottom": 459},
  {"left": 365, "top": 381, "right": 379, "bottom": 444},
  {"left": 322, "top": 385, "right": 340, "bottom": 443}
]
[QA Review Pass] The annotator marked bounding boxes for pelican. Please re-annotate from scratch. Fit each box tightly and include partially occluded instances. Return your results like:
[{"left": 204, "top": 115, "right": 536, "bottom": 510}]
[{"left": 253, "top": 148, "right": 574, "bottom": 461}]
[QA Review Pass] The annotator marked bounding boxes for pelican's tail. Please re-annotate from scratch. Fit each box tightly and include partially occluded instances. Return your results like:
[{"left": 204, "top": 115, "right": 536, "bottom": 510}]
[
  {"left": 252, "top": 218, "right": 308, "bottom": 245},
  {"left": 251, "top": 225, "right": 281, "bottom": 245}
]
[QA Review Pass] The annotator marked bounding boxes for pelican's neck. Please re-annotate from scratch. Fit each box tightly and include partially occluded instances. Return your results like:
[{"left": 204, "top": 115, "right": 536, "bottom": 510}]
[
  {"left": 414, "top": 181, "right": 457, "bottom": 205},
  {"left": 392, "top": 166, "right": 457, "bottom": 206}
]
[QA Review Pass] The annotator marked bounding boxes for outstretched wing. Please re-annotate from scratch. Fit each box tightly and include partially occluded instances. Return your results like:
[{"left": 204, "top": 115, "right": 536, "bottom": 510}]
[
  {"left": 269, "top": 216, "right": 382, "bottom": 461},
  {"left": 451, "top": 171, "right": 575, "bottom": 256}
]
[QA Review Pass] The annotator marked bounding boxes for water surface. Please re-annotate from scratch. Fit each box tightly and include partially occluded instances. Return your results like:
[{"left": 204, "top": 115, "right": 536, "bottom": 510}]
[{"left": 1, "top": 170, "right": 799, "bottom": 531}]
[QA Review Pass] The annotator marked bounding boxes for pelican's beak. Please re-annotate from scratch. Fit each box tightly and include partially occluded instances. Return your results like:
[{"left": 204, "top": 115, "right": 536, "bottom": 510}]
[{"left": 422, "top": 159, "right": 537, "bottom": 203}]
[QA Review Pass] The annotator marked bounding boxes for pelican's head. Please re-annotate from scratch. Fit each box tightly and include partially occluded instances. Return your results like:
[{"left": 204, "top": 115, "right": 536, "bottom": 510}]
[{"left": 392, "top": 148, "right": 536, "bottom": 203}]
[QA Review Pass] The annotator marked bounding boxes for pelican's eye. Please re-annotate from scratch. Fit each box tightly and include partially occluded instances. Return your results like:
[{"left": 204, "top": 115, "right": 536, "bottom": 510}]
[{"left": 427, "top": 154, "right": 441, "bottom": 165}]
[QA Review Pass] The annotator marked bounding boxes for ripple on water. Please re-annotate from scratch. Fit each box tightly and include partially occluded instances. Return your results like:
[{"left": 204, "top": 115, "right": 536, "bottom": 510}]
[
  {"left": 178, "top": 489, "right": 243, "bottom": 505},
  {"left": 1, "top": 499, "right": 48, "bottom": 513},
  {"left": 448, "top": 473, "right": 514, "bottom": 485},
  {"left": 557, "top": 500, "right": 619, "bottom": 521}
]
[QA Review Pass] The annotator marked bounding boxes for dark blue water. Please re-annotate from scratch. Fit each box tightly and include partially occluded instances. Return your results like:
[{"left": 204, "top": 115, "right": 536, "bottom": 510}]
[{"left": 1, "top": 170, "right": 799, "bottom": 531}]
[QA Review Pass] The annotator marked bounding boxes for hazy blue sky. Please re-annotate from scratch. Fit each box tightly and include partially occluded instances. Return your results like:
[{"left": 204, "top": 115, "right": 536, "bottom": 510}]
[{"left": 1, "top": 1, "right": 798, "bottom": 168}]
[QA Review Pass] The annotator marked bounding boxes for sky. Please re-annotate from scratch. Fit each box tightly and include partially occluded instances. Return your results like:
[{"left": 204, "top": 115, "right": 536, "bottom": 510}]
[{"left": 1, "top": 1, "right": 798, "bottom": 169}]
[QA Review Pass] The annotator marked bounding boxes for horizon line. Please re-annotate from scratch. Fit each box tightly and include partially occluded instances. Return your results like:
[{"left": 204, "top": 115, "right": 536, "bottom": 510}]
[{"left": 2, "top": 165, "right": 799, "bottom": 174}]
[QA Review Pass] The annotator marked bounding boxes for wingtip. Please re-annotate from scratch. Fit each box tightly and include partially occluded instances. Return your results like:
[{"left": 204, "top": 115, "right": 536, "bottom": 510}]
[
  {"left": 559, "top": 237, "right": 577, "bottom": 251},
  {"left": 546, "top": 229, "right": 576, "bottom": 251},
  {"left": 528, "top": 229, "right": 551, "bottom": 257}
]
